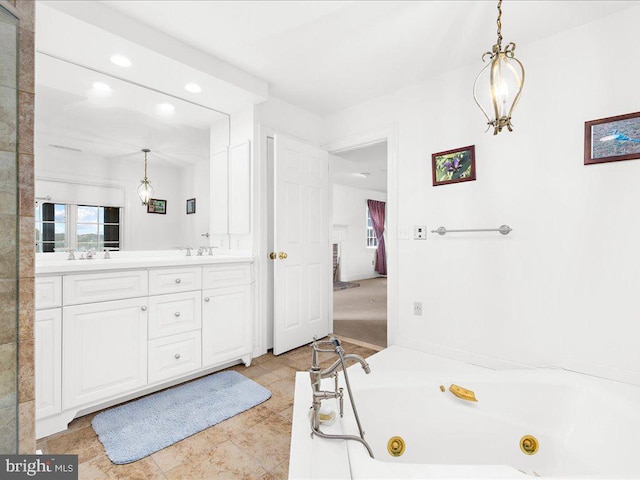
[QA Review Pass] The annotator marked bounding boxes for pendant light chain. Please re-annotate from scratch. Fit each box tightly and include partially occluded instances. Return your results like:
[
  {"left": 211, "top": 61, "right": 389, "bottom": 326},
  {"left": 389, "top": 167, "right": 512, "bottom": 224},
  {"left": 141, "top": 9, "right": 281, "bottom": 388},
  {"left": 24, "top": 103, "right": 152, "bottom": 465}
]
[{"left": 496, "top": 0, "right": 503, "bottom": 50}]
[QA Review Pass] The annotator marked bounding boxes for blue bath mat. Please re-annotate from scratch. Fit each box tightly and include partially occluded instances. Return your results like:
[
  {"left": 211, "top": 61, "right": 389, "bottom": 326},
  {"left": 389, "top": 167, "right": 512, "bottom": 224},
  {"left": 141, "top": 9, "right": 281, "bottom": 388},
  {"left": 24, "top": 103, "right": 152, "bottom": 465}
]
[{"left": 91, "top": 370, "right": 271, "bottom": 464}]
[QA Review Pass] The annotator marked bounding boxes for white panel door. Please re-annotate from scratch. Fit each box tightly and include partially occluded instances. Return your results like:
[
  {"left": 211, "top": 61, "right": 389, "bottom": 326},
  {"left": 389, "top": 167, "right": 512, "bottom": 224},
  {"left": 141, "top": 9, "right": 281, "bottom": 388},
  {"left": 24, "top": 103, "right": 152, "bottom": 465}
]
[{"left": 273, "top": 134, "right": 329, "bottom": 355}]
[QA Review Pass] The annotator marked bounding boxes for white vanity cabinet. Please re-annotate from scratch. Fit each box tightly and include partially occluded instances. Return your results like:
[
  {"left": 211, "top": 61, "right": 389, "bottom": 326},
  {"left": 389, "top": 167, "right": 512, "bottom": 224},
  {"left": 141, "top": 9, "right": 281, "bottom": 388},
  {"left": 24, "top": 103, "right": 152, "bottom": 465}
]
[
  {"left": 35, "top": 308, "right": 61, "bottom": 420},
  {"left": 202, "top": 263, "right": 253, "bottom": 367},
  {"left": 35, "top": 276, "right": 62, "bottom": 432},
  {"left": 147, "top": 267, "right": 203, "bottom": 383},
  {"left": 202, "top": 285, "right": 251, "bottom": 367},
  {"left": 35, "top": 256, "right": 254, "bottom": 439},
  {"left": 62, "top": 297, "right": 148, "bottom": 409}
]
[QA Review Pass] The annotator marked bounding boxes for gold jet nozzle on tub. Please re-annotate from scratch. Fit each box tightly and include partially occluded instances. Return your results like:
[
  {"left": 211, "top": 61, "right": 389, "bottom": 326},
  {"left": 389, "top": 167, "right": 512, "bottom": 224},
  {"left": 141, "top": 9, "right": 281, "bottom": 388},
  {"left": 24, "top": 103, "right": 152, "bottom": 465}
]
[{"left": 449, "top": 384, "right": 478, "bottom": 402}]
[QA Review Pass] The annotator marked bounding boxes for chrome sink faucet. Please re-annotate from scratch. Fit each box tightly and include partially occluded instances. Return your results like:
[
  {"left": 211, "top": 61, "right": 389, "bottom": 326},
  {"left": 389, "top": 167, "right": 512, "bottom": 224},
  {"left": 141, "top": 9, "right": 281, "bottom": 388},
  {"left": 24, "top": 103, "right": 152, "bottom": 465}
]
[{"left": 309, "top": 336, "right": 374, "bottom": 458}]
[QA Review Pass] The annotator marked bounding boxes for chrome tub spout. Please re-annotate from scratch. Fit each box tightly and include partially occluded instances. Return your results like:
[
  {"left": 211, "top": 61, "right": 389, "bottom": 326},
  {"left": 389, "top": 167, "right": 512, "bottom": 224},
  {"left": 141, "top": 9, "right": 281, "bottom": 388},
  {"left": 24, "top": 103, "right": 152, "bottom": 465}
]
[
  {"left": 319, "top": 353, "right": 371, "bottom": 378},
  {"left": 309, "top": 336, "right": 374, "bottom": 458}
]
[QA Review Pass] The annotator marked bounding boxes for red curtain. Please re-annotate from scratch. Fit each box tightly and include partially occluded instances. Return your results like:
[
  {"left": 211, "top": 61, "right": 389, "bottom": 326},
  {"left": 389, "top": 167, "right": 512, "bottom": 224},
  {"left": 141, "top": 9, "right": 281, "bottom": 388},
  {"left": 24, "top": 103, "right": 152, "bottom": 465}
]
[{"left": 367, "top": 199, "right": 387, "bottom": 276}]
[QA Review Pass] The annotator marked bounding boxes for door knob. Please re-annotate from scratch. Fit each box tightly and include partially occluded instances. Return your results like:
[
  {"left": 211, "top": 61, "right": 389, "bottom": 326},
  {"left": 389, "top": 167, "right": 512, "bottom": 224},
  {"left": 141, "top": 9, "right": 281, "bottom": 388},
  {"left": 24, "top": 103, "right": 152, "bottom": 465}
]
[
  {"left": 269, "top": 252, "right": 276, "bottom": 260},
  {"left": 278, "top": 252, "right": 288, "bottom": 260}
]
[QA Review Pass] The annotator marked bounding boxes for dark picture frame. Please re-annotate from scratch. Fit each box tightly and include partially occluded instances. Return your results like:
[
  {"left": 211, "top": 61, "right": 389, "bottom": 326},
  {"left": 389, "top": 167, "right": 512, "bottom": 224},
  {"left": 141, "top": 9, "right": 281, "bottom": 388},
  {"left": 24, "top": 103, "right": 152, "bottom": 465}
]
[
  {"left": 585, "top": 111, "right": 640, "bottom": 165},
  {"left": 147, "top": 198, "right": 167, "bottom": 214},
  {"left": 432, "top": 145, "right": 476, "bottom": 186},
  {"left": 186, "top": 198, "right": 196, "bottom": 214}
]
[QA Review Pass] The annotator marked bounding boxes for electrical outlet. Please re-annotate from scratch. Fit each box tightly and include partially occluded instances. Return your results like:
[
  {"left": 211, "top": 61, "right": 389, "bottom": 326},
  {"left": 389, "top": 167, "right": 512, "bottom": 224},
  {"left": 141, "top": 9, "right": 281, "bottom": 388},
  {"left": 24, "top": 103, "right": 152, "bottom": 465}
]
[
  {"left": 414, "top": 226, "right": 427, "bottom": 240},
  {"left": 414, "top": 301, "right": 423, "bottom": 316}
]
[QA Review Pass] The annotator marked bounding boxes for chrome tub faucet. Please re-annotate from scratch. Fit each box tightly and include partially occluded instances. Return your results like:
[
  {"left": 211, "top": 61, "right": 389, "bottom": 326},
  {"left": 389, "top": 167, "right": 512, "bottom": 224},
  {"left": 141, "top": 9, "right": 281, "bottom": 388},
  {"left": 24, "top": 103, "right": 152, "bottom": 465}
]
[{"left": 309, "top": 336, "right": 374, "bottom": 458}]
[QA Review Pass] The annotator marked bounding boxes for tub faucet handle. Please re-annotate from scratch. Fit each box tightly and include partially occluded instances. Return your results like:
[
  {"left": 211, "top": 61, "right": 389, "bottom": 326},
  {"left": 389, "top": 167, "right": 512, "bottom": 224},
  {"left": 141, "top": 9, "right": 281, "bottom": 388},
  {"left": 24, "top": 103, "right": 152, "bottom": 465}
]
[{"left": 338, "top": 387, "right": 344, "bottom": 418}]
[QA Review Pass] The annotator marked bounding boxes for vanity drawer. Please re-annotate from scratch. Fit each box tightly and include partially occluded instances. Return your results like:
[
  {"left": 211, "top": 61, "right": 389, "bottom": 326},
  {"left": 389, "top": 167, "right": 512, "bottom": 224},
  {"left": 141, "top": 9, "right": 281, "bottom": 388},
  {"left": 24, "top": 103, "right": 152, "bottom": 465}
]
[
  {"left": 36, "top": 276, "right": 62, "bottom": 309},
  {"left": 149, "top": 267, "right": 202, "bottom": 295},
  {"left": 148, "top": 291, "right": 202, "bottom": 340},
  {"left": 148, "top": 331, "right": 202, "bottom": 383},
  {"left": 202, "top": 263, "right": 252, "bottom": 289},
  {"left": 63, "top": 271, "right": 148, "bottom": 306}
]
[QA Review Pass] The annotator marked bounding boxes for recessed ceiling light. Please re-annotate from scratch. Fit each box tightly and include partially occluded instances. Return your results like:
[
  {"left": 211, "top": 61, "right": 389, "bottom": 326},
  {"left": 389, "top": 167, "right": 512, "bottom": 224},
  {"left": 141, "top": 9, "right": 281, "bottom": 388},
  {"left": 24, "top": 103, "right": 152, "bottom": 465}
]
[
  {"left": 184, "top": 82, "right": 202, "bottom": 93},
  {"left": 155, "top": 103, "right": 175, "bottom": 116},
  {"left": 92, "top": 82, "right": 112, "bottom": 93},
  {"left": 110, "top": 54, "right": 132, "bottom": 67}
]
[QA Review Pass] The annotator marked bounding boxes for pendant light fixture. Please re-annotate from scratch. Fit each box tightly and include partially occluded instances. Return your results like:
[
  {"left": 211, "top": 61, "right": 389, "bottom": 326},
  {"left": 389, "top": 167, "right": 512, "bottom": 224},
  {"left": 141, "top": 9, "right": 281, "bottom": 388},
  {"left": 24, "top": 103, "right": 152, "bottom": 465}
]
[
  {"left": 137, "top": 148, "right": 154, "bottom": 206},
  {"left": 473, "top": 0, "right": 525, "bottom": 135}
]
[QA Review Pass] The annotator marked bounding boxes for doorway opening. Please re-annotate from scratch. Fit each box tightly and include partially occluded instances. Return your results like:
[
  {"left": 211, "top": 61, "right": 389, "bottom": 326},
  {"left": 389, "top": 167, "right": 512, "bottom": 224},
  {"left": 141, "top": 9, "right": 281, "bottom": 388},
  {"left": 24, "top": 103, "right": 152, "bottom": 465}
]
[{"left": 329, "top": 141, "right": 388, "bottom": 349}]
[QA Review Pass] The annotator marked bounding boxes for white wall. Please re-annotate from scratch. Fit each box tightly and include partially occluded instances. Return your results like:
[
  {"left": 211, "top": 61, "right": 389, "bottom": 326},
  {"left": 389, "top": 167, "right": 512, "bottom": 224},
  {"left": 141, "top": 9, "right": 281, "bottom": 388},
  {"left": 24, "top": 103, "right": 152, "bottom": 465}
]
[
  {"left": 35, "top": 148, "right": 201, "bottom": 251},
  {"left": 322, "top": 7, "right": 640, "bottom": 384},
  {"left": 332, "top": 183, "right": 386, "bottom": 281}
]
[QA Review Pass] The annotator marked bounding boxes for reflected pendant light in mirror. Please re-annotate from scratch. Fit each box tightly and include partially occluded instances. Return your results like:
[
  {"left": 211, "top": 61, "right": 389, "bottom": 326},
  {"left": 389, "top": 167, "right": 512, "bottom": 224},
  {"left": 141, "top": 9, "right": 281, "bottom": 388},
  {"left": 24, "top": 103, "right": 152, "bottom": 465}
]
[
  {"left": 137, "top": 148, "right": 154, "bottom": 205},
  {"left": 473, "top": 0, "right": 525, "bottom": 135}
]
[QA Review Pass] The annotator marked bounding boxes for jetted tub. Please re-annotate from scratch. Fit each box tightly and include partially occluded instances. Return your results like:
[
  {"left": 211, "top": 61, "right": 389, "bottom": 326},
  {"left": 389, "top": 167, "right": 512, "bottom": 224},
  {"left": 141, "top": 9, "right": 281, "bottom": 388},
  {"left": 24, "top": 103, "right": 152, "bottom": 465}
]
[{"left": 289, "top": 346, "right": 640, "bottom": 479}]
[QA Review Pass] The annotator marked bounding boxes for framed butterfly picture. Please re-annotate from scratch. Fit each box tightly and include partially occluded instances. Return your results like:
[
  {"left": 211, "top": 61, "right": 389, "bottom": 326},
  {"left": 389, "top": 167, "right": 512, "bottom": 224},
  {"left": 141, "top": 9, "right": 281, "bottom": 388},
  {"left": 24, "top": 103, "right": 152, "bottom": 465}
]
[{"left": 432, "top": 145, "right": 476, "bottom": 186}]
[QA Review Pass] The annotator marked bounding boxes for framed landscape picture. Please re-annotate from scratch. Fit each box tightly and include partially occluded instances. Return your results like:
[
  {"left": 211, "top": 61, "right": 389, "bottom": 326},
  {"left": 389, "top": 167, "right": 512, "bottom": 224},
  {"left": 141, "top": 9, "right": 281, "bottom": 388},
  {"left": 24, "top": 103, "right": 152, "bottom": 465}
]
[
  {"left": 432, "top": 145, "right": 476, "bottom": 186},
  {"left": 147, "top": 198, "right": 167, "bottom": 214},
  {"left": 585, "top": 111, "right": 640, "bottom": 165}
]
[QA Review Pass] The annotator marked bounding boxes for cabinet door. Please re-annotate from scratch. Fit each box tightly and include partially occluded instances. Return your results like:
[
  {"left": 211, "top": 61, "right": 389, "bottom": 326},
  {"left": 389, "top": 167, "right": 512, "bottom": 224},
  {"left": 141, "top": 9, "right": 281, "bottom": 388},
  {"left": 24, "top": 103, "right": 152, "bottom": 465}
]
[
  {"left": 63, "top": 298, "right": 148, "bottom": 409},
  {"left": 202, "top": 285, "right": 251, "bottom": 367},
  {"left": 35, "top": 309, "right": 61, "bottom": 420}
]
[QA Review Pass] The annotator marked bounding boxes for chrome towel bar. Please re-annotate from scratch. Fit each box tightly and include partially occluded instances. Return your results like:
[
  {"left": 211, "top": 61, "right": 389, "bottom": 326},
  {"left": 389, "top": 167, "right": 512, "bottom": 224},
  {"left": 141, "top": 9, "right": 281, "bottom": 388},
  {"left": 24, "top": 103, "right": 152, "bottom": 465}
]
[{"left": 431, "top": 225, "right": 512, "bottom": 236}]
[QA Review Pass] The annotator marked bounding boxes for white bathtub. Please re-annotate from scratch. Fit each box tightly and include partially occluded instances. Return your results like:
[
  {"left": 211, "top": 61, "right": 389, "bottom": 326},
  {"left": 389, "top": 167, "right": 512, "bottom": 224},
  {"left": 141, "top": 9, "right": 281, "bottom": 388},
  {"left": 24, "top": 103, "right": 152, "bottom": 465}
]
[{"left": 289, "top": 346, "right": 640, "bottom": 479}]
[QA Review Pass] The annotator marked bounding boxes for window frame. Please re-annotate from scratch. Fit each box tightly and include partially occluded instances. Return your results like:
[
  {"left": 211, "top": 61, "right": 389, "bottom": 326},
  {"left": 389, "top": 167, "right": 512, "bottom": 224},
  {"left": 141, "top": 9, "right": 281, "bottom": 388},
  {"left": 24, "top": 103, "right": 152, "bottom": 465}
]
[
  {"left": 366, "top": 206, "right": 378, "bottom": 249},
  {"left": 35, "top": 202, "right": 122, "bottom": 253}
]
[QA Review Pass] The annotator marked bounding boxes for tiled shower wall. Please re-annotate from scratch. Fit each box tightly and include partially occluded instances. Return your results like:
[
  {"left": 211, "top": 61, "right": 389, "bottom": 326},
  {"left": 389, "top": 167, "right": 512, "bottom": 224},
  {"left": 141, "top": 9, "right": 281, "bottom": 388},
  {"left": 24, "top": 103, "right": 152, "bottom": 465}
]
[{"left": 1, "top": 0, "right": 35, "bottom": 454}]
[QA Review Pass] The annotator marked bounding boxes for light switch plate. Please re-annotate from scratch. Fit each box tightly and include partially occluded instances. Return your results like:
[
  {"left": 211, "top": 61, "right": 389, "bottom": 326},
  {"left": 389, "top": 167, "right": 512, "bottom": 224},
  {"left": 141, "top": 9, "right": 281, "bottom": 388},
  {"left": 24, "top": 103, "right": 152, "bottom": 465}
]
[{"left": 414, "top": 226, "right": 427, "bottom": 240}]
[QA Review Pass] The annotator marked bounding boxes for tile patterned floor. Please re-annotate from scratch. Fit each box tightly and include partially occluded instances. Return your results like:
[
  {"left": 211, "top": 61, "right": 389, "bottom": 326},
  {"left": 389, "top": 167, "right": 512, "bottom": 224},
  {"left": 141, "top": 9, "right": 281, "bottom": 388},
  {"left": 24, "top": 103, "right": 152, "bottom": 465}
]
[{"left": 37, "top": 339, "right": 380, "bottom": 480}]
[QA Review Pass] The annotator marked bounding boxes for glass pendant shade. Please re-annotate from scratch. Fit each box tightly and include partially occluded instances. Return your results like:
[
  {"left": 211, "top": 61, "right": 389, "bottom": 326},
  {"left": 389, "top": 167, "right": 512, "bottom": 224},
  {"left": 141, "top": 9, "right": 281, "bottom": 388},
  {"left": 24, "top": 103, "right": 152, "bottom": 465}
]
[
  {"left": 473, "top": 1, "right": 525, "bottom": 135},
  {"left": 137, "top": 148, "right": 154, "bottom": 205},
  {"left": 137, "top": 179, "right": 153, "bottom": 205}
]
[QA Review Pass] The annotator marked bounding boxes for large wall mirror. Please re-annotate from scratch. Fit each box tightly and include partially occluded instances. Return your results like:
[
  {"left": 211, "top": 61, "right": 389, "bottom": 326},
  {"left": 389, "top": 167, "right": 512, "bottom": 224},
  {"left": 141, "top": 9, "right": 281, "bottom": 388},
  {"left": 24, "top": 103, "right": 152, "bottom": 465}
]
[{"left": 34, "top": 52, "right": 230, "bottom": 252}]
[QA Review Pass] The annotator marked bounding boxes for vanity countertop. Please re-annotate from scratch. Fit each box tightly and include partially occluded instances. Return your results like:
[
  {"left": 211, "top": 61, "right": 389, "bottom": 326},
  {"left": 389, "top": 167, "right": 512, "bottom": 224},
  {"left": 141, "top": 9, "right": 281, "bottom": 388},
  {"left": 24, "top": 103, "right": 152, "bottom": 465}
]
[{"left": 36, "top": 251, "right": 254, "bottom": 275}]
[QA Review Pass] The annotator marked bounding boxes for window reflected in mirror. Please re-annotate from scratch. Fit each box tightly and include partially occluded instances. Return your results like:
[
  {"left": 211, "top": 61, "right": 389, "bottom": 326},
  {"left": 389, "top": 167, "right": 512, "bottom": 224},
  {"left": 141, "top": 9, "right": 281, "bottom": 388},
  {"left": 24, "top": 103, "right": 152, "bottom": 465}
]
[{"left": 35, "top": 203, "right": 121, "bottom": 253}]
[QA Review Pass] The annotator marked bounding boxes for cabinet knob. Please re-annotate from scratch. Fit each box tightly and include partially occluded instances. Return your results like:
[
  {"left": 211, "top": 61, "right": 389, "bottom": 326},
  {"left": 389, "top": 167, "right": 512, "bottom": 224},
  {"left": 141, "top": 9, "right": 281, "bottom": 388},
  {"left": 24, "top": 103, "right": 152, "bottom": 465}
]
[
  {"left": 174, "top": 312, "right": 181, "bottom": 317},
  {"left": 141, "top": 306, "right": 147, "bottom": 311},
  {"left": 174, "top": 353, "right": 181, "bottom": 360},
  {"left": 204, "top": 297, "right": 210, "bottom": 302},
  {"left": 278, "top": 252, "right": 288, "bottom": 260},
  {"left": 175, "top": 278, "right": 182, "bottom": 284}
]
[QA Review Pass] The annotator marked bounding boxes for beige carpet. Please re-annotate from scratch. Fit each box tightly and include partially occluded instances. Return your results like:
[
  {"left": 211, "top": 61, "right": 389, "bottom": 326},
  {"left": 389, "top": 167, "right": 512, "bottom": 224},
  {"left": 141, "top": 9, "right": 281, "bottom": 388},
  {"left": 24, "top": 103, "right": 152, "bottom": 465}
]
[{"left": 333, "top": 277, "right": 387, "bottom": 347}]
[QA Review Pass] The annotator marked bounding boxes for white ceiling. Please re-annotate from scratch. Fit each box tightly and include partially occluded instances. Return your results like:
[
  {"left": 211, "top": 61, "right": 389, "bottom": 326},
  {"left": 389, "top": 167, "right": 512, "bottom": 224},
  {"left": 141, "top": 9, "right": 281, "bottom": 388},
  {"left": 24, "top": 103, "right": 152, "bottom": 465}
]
[
  {"left": 331, "top": 141, "right": 387, "bottom": 193},
  {"left": 98, "top": 0, "right": 639, "bottom": 116},
  {"left": 35, "top": 52, "right": 227, "bottom": 165}
]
